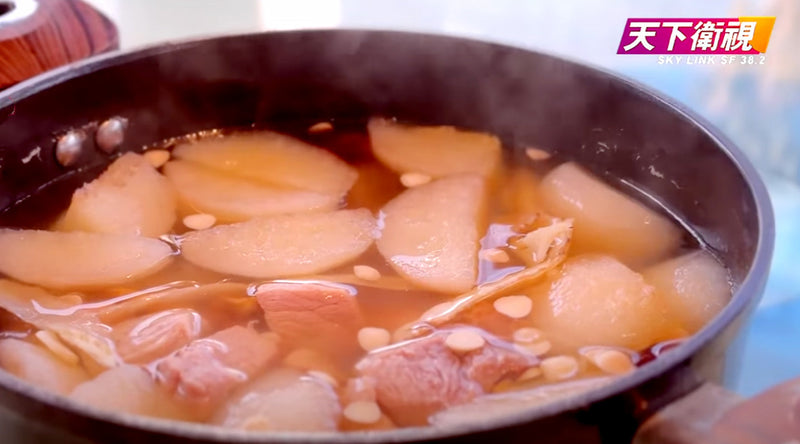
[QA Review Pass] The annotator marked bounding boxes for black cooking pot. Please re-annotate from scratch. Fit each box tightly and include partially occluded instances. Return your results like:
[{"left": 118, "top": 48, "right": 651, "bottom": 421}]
[{"left": 0, "top": 30, "right": 775, "bottom": 444}]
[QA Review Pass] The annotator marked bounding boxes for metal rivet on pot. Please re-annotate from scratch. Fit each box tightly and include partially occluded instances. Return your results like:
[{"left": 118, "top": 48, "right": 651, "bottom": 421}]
[
  {"left": 55, "top": 130, "right": 85, "bottom": 167},
  {"left": 95, "top": 117, "right": 128, "bottom": 153}
]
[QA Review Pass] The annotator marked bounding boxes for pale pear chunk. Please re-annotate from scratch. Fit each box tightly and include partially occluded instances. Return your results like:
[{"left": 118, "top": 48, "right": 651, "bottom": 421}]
[
  {"left": 55, "top": 153, "right": 177, "bottom": 237},
  {"left": 539, "top": 162, "right": 681, "bottom": 266},
  {"left": 643, "top": 250, "right": 731, "bottom": 333},
  {"left": 377, "top": 174, "right": 487, "bottom": 293},
  {"left": 70, "top": 364, "right": 194, "bottom": 421},
  {"left": 0, "top": 339, "right": 89, "bottom": 395},
  {"left": 172, "top": 131, "right": 357, "bottom": 196},
  {"left": 368, "top": 118, "right": 501, "bottom": 178},
  {"left": 180, "top": 209, "right": 377, "bottom": 278},
  {"left": 0, "top": 279, "right": 86, "bottom": 328},
  {"left": 163, "top": 160, "right": 340, "bottom": 222},
  {"left": 0, "top": 229, "right": 173, "bottom": 289},
  {"left": 528, "top": 255, "right": 682, "bottom": 350},
  {"left": 214, "top": 368, "right": 341, "bottom": 431}
]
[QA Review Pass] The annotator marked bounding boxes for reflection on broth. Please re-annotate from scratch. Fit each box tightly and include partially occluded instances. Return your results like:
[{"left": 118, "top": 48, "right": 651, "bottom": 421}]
[{"left": 0, "top": 118, "right": 732, "bottom": 431}]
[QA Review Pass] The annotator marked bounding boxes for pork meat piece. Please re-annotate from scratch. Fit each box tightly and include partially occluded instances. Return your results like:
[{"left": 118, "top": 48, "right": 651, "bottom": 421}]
[
  {"left": 255, "top": 281, "right": 363, "bottom": 350},
  {"left": 155, "top": 325, "right": 278, "bottom": 408},
  {"left": 355, "top": 330, "right": 537, "bottom": 425}
]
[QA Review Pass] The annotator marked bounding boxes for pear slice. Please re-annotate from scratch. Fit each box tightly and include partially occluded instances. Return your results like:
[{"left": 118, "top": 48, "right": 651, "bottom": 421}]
[
  {"left": 0, "top": 339, "right": 88, "bottom": 395},
  {"left": 180, "top": 209, "right": 377, "bottom": 278},
  {"left": 163, "top": 160, "right": 340, "bottom": 222},
  {"left": 367, "top": 118, "right": 501, "bottom": 178},
  {"left": 527, "top": 255, "right": 682, "bottom": 350},
  {"left": 172, "top": 131, "right": 357, "bottom": 197},
  {"left": 0, "top": 229, "right": 173, "bottom": 289},
  {"left": 643, "top": 250, "right": 731, "bottom": 333},
  {"left": 376, "top": 174, "right": 487, "bottom": 293},
  {"left": 539, "top": 162, "right": 681, "bottom": 266},
  {"left": 55, "top": 153, "right": 177, "bottom": 237}
]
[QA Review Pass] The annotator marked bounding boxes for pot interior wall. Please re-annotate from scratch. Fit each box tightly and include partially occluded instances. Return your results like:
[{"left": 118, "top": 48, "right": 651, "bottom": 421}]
[
  {"left": 0, "top": 30, "right": 768, "bottom": 444},
  {"left": 0, "top": 31, "right": 758, "bottom": 281}
]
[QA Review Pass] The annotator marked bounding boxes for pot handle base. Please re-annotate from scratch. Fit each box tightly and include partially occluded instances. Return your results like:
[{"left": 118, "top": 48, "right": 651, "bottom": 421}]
[{"left": 634, "top": 378, "right": 800, "bottom": 443}]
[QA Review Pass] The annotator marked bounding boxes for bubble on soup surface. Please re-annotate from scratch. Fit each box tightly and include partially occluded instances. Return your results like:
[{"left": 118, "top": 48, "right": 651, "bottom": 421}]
[
  {"left": 214, "top": 368, "right": 341, "bottom": 431},
  {"left": 367, "top": 118, "right": 501, "bottom": 178},
  {"left": 584, "top": 348, "right": 635, "bottom": 375},
  {"left": 163, "top": 160, "right": 339, "bottom": 223},
  {"left": 182, "top": 213, "right": 216, "bottom": 231},
  {"left": 353, "top": 264, "right": 382, "bottom": 281},
  {"left": 540, "top": 355, "right": 579, "bottom": 381},
  {"left": 358, "top": 327, "right": 391, "bottom": 352},
  {"left": 0, "top": 338, "right": 88, "bottom": 395},
  {"left": 377, "top": 174, "right": 487, "bottom": 294},
  {"left": 343, "top": 400, "right": 383, "bottom": 425},
  {"left": 493, "top": 295, "right": 533, "bottom": 319},
  {"left": 399, "top": 172, "right": 432, "bottom": 188},
  {"left": 172, "top": 130, "right": 357, "bottom": 197},
  {"left": 539, "top": 162, "right": 681, "bottom": 266},
  {"left": 643, "top": 250, "right": 731, "bottom": 333},
  {"left": 54, "top": 152, "right": 177, "bottom": 237},
  {"left": 180, "top": 209, "right": 377, "bottom": 278},
  {"left": 0, "top": 229, "right": 173, "bottom": 289},
  {"left": 528, "top": 255, "right": 683, "bottom": 350}
]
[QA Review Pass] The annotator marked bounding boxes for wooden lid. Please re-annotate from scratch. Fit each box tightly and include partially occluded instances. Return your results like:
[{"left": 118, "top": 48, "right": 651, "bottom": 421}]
[{"left": 0, "top": 0, "right": 118, "bottom": 90}]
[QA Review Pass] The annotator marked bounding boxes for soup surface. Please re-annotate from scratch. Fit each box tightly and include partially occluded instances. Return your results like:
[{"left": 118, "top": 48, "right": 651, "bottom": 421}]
[{"left": 0, "top": 118, "right": 732, "bottom": 431}]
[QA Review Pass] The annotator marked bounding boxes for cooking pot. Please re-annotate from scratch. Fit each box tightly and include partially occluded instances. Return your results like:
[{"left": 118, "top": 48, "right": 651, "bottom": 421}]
[{"left": 0, "top": 28, "right": 776, "bottom": 444}]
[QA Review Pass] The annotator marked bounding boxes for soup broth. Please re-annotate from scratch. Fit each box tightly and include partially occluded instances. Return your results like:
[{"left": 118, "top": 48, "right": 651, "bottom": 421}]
[{"left": 0, "top": 118, "right": 732, "bottom": 431}]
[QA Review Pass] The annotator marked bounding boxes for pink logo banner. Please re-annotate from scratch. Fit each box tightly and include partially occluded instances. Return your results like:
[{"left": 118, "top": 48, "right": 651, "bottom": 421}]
[{"left": 617, "top": 17, "right": 775, "bottom": 55}]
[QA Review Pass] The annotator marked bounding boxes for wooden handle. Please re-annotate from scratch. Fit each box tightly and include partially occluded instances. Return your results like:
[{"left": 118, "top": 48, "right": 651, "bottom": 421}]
[
  {"left": 634, "top": 378, "right": 800, "bottom": 443},
  {"left": 0, "top": 0, "right": 118, "bottom": 90}
]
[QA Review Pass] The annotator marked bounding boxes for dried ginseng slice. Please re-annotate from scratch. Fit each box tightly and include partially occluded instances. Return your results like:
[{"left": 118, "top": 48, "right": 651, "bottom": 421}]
[{"left": 394, "top": 217, "right": 573, "bottom": 340}]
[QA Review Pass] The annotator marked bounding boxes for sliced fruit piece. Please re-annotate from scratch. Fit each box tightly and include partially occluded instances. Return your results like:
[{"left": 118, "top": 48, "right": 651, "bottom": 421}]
[
  {"left": 538, "top": 162, "right": 681, "bottom": 266},
  {"left": 377, "top": 174, "right": 487, "bottom": 293},
  {"left": 172, "top": 131, "right": 357, "bottom": 196},
  {"left": 394, "top": 216, "right": 573, "bottom": 341},
  {"left": 180, "top": 209, "right": 376, "bottom": 278},
  {"left": 643, "top": 250, "right": 731, "bottom": 333},
  {"left": 214, "top": 368, "right": 342, "bottom": 431},
  {"left": 70, "top": 364, "right": 195, "bottom": 420},
  {"left": 528, "top": 255, "right": 682, "bottom": 350},
  {"left": 163, "top": 160, "right": 339, "bottom": 223},
  {"left": 0, "top": 229, "right": 173, "bottom": 289},
  {"left": 0, "top": 338, "right": 89, "bottom": 395},
  {"left": 55, "top": 152, "right": 177, "bottom": 237},
  {"left": 0, "top": 279, "right": 84, "bottom": 328},
  {"left": 367, "top": 118, "right": 501, "bottom": 178}
]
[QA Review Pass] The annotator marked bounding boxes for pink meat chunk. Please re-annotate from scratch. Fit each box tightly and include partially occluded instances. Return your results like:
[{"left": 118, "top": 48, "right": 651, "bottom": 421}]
[
  {"left": 355, "top": 330, "right": 537, "bottom": 425},
  {"left": 255, "top": 282, "right": 363, "bottom": 350},
  {"left": 155, "top": 325, "right": 278, "bottom": 407},
  {"left": 114, "top": 309, "right": 202, "bottom": 365}
]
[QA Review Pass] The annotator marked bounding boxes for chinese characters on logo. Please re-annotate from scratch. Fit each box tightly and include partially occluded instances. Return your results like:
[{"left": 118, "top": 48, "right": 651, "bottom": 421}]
[{"left": 617, "top": 17, "right": 774, "bottom": 55}]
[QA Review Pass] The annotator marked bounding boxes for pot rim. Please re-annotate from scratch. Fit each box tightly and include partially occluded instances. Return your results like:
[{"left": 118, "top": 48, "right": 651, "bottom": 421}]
[{"left": 0, "top": 28, "right": 776, "bottom": 443}]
